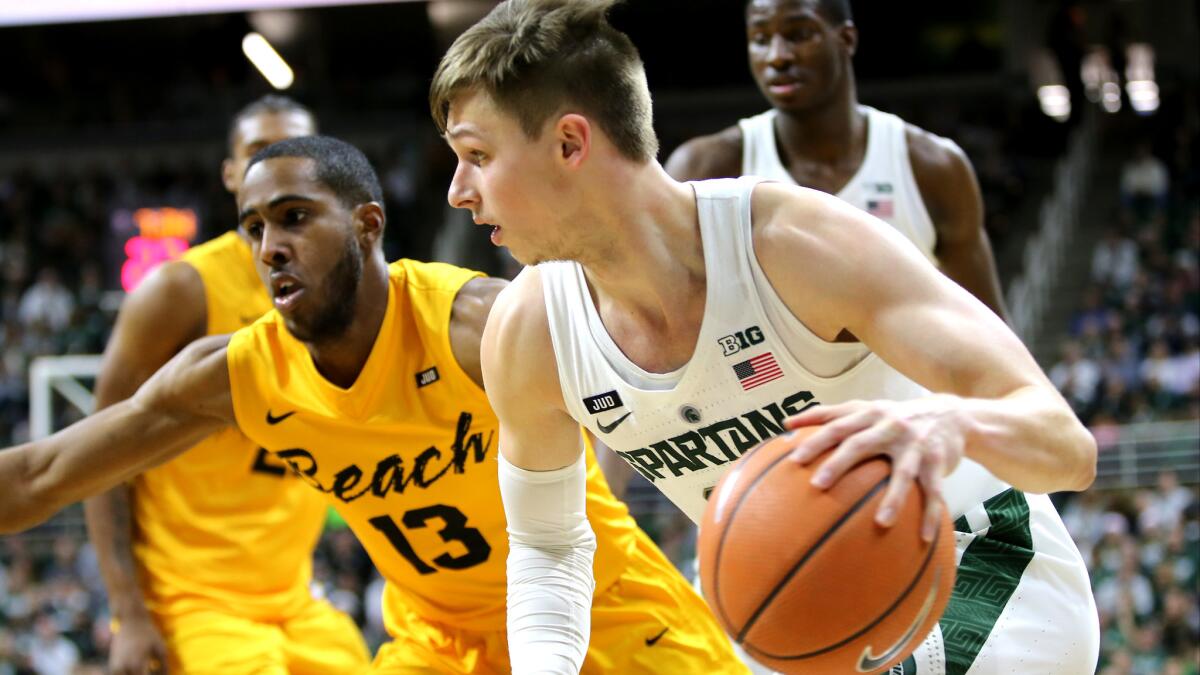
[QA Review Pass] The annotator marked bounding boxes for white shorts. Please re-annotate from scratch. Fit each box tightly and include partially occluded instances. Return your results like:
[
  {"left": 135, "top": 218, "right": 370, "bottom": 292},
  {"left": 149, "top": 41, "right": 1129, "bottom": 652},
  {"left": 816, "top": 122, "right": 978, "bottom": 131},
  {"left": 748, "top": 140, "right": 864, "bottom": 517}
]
[{"left": 702, "top": 490, "right": 1100, "bottom": 674}]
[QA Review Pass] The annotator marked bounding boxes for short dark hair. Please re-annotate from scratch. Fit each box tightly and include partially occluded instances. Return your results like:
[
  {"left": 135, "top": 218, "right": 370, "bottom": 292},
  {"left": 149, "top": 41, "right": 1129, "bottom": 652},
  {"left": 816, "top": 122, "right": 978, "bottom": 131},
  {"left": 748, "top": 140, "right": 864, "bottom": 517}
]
[
  {"left": 246, "top": 136, "right": 383, "bottom": 211},
  {"left": 746, "top": 0, "right": 853, "bottom": 25},
  {"left": 818, "top": 0, "right": 852, "bottom": 24},
  {"left": 430, "top": 0, "right": 658, "bottom": 163},
  {"left": 227, "top": 95, "right": 316, "bottom": 151}
]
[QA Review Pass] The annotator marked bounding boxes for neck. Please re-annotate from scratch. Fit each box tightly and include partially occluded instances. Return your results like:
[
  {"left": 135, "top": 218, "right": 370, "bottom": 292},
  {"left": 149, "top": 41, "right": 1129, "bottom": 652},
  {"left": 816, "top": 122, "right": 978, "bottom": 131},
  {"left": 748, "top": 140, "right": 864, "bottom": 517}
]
[
  {"left": 773, "top": 81, "right": 863, "bottom": 163},
  {"left": 574, "top": 161, "right": 706, "bottom": 333},
  {"left": 306, "top": 254, "right": 390, "bottom": 389}
]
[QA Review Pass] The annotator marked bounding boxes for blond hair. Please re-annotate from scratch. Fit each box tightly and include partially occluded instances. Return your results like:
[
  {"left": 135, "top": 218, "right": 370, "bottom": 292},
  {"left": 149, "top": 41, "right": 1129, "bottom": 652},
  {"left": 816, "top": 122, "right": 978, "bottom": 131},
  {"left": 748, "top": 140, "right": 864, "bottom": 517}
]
[{"left": 430, "top": 0, "right": 658, "bottom": 163}]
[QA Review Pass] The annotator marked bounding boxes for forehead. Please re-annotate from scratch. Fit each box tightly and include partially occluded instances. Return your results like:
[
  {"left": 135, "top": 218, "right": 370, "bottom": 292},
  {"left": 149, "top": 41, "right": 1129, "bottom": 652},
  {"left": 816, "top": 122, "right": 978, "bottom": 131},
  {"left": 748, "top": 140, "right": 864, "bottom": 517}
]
[
  {"left": 445, "top": 89, "right": 522, "bottom": 142},
  {"left": 746, "top": 0, "right": 823, "bottom": 21},
  {"left": 233, "top": 110, "right": 315, "bottom": 147},
  {"left": 240, "top": 157, "right": 332, "bottom": 204}
]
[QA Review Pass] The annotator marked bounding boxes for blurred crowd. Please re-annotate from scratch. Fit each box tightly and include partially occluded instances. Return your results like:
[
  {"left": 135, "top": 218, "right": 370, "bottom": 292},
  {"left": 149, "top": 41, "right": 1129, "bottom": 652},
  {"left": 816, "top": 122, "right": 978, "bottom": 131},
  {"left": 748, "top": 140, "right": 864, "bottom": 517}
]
[
  {"left": 1050, "top": 120, "right": 1200, "bottom": 429},
  {"left": 1063, "top": 471, "right": 1200, "bottom": 675}
]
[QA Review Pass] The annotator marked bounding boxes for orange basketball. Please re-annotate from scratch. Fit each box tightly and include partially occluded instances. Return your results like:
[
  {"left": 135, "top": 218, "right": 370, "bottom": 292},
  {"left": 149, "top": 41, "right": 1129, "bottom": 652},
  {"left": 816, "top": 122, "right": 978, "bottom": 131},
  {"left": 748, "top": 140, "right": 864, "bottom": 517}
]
[{"left": 698, "top": 427, "right": 956, "bottom": 674}]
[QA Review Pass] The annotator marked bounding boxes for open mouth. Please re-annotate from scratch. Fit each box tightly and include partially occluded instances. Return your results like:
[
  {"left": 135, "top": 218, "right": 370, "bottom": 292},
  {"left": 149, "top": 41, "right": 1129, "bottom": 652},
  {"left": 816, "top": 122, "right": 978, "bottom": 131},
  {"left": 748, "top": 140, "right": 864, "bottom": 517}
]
[{"left": 270, "top": 273, "right": 305, "bottom": 312}]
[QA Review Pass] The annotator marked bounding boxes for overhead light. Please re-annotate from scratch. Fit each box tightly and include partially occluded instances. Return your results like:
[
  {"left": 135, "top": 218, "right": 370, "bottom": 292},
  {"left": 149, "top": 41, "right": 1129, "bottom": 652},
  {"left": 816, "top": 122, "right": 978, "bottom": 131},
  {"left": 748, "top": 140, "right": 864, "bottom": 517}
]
[
  {"left": 1124, "top": 44, "right": 1158, "bottom": 115},
  {"left": 1127, "top": 80, "right": 1160, "bottom": 114},
  {"left": 1101, "top": 81, "right": 1122, "bottom": 113},
  {"left": 1038, "top": 85, "right": 1071, "bottom": 122},
  {"left": 242, "top": 32, "right": 294, "bottom": 90}
]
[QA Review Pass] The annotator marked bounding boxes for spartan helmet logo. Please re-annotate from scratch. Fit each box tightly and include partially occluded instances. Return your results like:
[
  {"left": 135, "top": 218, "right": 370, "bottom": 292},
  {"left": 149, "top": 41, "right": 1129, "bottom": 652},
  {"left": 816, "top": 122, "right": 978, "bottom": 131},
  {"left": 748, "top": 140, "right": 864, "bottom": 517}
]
[{"left": 679, "top": 405, "right": 702, "bottom": 424}]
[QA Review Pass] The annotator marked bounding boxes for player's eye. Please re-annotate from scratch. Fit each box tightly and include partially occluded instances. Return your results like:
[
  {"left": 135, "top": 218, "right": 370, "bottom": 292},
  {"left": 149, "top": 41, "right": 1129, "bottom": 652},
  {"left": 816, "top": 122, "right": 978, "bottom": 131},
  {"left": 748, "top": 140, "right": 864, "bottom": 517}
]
[
  {"left": 284, "top": 208, "right": 308, "bottom": 224},
  {"left": 244, "top": 221, "right": 264, "bottom": 240},
  {"left": 470, "top": 150, "right": 487, "bottom": 166}
]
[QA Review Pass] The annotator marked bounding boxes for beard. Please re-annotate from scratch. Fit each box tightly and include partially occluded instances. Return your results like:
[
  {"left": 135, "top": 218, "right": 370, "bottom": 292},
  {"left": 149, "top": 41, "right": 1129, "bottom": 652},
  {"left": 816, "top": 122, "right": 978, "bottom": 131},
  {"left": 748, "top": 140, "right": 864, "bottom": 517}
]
[{"left": 289, "top": 236, "right": 362, "bottom": 344}]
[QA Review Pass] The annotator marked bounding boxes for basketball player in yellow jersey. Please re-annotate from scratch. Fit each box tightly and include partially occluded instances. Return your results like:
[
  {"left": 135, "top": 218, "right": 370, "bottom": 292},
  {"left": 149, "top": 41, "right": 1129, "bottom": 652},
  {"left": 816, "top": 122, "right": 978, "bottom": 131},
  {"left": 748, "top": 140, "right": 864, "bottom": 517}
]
[
  {"left": 0, "top": 135, "right": 748, "bottom": 674},
  {"left": 82, "top": 97, "right": 368, "bottom": 674}
]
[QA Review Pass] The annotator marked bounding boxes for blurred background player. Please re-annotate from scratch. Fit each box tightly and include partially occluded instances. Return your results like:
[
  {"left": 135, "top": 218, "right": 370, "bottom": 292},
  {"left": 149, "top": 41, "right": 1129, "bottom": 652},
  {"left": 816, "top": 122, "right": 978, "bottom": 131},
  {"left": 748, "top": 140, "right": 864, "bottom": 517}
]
[
  {"left": 666, "top": 0, "right": 1009, "bottom": 321},
  {"left": 81, "top": 96, "right": 370, "bottom": 674}
]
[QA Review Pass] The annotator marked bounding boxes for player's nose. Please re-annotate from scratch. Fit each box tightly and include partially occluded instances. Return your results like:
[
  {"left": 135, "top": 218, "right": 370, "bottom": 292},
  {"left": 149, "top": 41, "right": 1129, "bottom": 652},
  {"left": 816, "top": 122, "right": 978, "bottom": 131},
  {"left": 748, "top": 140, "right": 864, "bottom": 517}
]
[
  {"left": 767, "top": 33, "right": 793, "bottom": 67},
  {"left": 447, "top": 163, "right": 479, "bottom": 211},
  {"left": 259, "top": 223, "right": 292, "bottom": 267}
]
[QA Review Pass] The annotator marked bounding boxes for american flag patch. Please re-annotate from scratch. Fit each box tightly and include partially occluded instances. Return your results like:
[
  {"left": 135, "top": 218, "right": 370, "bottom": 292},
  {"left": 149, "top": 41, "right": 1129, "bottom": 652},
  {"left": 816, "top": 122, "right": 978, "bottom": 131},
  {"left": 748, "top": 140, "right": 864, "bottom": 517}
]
[
  {"left": 867, "top": 199, "right": 894, "bottom": 218},
  {"left": 732, "top": 352, "right": 784, "bottom": 391}
]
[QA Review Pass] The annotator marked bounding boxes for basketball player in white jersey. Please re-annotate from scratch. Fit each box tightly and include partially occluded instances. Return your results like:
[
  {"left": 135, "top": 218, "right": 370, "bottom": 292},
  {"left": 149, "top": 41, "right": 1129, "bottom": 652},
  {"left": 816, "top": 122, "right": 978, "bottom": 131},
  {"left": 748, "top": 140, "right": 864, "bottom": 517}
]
[
  {"left": 430, "top": 2, "right": 1099, "bottom": 674},
  {"left": 666, "top": 0, "right": 1008, "bottom": 321}
]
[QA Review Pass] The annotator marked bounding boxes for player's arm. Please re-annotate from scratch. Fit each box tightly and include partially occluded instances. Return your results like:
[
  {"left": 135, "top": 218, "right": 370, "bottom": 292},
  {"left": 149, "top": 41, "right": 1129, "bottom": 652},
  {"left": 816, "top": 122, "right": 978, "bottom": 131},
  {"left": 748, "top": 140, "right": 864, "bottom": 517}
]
[
  {"left": 0, "top": 334, "right": 235, "bottom": 534},
  {"left": 481, "top": 268, "right": 596, "bottom": 675},
  {"left": 750, "top": 184, "right": 1095, "bottom": 535},
  {"left": 907, "top": 128, "right": 1010, "bottom": 322},
  {"left": 663, "top": 126, "right": 743, "bottom": 181},
  {"left": 447, "top": 275, "right": 509, "bottom": 389},
  {"left": 82, "top": 261, "right": 207, "bottom": 672}
]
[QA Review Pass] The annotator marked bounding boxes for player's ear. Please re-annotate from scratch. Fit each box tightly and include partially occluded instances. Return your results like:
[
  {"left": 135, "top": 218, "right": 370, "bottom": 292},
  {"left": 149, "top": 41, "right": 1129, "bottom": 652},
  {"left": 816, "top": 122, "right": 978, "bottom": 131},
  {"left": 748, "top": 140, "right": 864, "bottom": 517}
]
[
  {"left": 555, "top": 113, "right": 590, "bottom": 168},
  {"left": 839, "top": 21, "right": 858, "bottom": 57},
  {"left": 221, "top": 158, "right": 239, "bottom": 193},
  {"left": 353, "top": 202, "right": 386, "bottom": 248}
]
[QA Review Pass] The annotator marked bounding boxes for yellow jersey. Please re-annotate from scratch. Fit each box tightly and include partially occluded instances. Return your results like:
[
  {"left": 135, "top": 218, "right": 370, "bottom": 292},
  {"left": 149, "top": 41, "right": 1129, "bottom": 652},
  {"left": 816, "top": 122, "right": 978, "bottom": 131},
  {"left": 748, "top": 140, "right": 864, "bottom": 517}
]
[
  {"left": 131, "top": 231, "right": 329, "bottom": 621},
  {"left": 227, "top": 259, "right": 639, "bottom": 632}
]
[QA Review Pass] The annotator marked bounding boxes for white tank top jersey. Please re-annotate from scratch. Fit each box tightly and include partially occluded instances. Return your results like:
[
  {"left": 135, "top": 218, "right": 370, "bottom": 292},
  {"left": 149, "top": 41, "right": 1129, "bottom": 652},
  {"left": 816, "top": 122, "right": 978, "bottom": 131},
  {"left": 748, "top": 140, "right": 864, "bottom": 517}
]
[
  {"left": 540, "top": 176, "right": 1082, "bottom": 559},
  {"left": 541, "top": 178, "right": 1098, "bottom": 675},
  {"left": 738, "top": 106, "right": 938, "bottom": 263}
]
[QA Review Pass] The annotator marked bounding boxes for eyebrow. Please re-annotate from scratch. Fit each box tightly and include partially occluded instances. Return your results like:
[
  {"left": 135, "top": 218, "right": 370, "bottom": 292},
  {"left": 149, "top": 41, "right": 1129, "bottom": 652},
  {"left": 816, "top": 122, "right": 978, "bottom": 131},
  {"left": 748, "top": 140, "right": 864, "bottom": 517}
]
[
  {"left": 444, "top": 125, "right": 483, "bottom": 141},
  {"left": 238, "top": 194, "right": 314, "bottom": 223}
]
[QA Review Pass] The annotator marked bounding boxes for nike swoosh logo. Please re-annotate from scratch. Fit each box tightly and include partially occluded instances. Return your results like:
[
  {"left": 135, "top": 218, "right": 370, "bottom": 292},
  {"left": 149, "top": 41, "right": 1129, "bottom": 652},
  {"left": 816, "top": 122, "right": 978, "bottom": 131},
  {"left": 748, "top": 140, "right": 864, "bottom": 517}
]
[
  {"left": 644, "top": 627, "right": 669, "bottom": 647},
  {"left": 596, "top": 411, "right": 632, "bottom": 434},
  {"left": 856, "top": 568, "right": 942, "bottom": 672},
  {"left": 266, "top": 410, "right": 296, "bottom": 425}
]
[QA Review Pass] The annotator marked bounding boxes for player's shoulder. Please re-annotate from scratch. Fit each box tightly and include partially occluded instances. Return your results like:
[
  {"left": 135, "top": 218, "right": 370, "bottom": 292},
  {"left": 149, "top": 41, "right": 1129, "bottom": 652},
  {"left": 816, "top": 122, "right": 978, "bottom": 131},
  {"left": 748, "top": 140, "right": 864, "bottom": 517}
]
[
  {"left": 392, "top": 257, "right": 482, "bottom": 292},
  {"left": 664, "top": 124, "right": 744, "bottom": 181},
  {"left": 115, "top": 258, "right": 207, "bottom": 343},
  {"left": 486, "top": 266, "right": 550, "bottom": 347},
  {"left": 898, "top": 121, "right": 979, "bottom": 217},
  {"left": 480, "top": 267, "right": 560, "bottom": 400},
  {"left": 901, "top": 122, "right": 973, "bottom": 182}
]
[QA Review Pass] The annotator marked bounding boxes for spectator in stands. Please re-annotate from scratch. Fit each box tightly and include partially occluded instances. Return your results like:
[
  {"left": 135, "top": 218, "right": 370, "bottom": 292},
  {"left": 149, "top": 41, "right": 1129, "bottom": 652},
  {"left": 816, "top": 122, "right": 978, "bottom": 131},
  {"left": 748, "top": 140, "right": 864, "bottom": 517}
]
[
  {"left": 1051, "top": 338, "right": 1102, "bottom": 412},
  {"left": 17, "top": 267, "right": 74, "bottom": 333},
  {"left": 1093, "top": 227, "right": 1141, "bottom": 289},
  {"left": 26, "top": 612, "right": 80, "bottom": 675},
  {"left": 1120, "top": 142, "right": 1170, "bottom": 214}
]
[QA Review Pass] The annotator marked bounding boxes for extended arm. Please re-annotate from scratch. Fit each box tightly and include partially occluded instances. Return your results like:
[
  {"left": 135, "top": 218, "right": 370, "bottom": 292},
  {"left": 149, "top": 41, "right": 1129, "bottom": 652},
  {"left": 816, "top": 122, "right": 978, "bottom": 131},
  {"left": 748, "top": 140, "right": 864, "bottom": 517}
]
[
  {"left": 1, "top": 334, "right": 234, "bottom": 534},
  {"left": 482, "top": 269, "right": 596, "bottom": 674},
  {"left": 908, "top": 130, "right": 1010, "bottom": 322},
  {"left": 82, "top": 261, "right": 208, "bottom": 672}
]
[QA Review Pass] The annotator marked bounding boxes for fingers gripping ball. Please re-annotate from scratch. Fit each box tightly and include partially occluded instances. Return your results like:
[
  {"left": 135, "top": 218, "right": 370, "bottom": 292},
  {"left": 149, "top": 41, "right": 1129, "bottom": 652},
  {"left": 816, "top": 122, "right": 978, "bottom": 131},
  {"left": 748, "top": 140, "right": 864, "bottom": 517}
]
[{"left": 698, "top": 427, "right": 956, "bottom": 674}]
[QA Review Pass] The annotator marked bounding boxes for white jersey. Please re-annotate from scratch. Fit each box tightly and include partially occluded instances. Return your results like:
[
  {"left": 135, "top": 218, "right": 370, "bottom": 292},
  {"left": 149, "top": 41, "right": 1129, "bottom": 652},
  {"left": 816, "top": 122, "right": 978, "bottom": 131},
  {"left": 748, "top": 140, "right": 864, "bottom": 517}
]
[
  {"left": 739, "top": 106, "right": 938, "bottom": 262},
  {"left": 541, "top": 177, "right": 1098, "bottom": 674}
]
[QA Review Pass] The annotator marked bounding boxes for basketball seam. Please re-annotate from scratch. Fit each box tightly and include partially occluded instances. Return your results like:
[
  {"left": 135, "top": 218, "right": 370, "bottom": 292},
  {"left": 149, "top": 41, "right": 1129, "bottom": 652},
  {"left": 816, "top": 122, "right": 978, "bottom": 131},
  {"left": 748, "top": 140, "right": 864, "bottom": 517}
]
[
  {"left": 711, "top": 437, "right": 788, "bottom": 635},
  {"left": 736, "top": 475, "right": 889, "bottom": 643},
  {"left": 749, "top": 515, "right": 946, "bottom": 661}
]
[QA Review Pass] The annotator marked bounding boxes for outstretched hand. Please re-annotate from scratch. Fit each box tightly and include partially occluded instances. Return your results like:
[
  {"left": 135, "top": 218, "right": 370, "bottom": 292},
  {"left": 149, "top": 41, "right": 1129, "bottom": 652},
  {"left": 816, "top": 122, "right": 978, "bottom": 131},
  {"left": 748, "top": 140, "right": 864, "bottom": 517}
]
[{"left": 784, "top": 396, "right": 967, "bottom": 541}]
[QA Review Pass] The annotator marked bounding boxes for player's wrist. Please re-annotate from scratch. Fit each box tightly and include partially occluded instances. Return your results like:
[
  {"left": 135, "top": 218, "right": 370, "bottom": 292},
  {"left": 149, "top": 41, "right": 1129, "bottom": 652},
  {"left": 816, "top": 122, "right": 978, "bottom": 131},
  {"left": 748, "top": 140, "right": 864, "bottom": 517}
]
[{"left": 110, "top": 596, "right": 154, "bottom": 625}]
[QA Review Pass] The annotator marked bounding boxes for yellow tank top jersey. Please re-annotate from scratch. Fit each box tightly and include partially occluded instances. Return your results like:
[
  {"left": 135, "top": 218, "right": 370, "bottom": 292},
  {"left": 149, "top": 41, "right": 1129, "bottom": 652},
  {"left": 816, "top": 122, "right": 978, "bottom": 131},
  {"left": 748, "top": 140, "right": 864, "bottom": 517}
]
[
  {"left": 131, "top": 231, "right": 328, "bottom": 621},
  {"left": 227, "top": 259, "right": 639, "bottom": 632}
]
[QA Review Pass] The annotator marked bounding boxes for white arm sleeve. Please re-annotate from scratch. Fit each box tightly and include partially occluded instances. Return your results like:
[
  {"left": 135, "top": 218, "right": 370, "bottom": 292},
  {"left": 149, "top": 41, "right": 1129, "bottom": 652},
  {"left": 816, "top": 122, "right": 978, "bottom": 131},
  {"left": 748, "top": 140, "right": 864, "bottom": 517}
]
[{"left": 499, "top": 451, "right": 597, "bottom": 675}]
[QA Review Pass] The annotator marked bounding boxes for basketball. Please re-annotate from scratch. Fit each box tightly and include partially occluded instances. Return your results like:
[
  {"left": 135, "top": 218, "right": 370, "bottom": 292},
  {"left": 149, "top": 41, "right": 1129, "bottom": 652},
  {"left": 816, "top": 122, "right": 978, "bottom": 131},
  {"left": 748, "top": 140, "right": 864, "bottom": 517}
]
[{"left": 698, "top": 427, "right": 957, "bottom": 674}]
